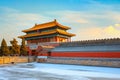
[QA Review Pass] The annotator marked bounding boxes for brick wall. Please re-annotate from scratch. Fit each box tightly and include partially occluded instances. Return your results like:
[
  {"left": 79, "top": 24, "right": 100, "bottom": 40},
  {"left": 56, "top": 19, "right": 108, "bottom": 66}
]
[{"left": 37, "top": 57, "right": 120, "bottom": 67}]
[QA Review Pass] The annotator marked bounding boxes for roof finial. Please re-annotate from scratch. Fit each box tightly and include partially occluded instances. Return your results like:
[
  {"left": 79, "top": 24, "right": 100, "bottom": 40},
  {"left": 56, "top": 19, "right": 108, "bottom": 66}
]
[
  {"left": 54, "top": 19, "right": 57, "bottom": 22},
  {"left": 35, "top": 23, "right": 37, "bottom": 26}
]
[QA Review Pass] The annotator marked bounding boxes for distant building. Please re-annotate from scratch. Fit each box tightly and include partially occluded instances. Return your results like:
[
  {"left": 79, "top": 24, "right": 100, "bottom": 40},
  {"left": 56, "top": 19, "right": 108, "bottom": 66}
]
[{"left": 18, "top": 19, "right": 75, "bottom": 55}]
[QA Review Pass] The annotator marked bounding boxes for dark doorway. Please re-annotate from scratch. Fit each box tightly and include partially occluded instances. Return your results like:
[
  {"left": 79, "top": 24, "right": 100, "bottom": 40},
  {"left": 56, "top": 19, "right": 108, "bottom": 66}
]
[{"left": 48, "top": 51, "right": 51, "bottom": 56}]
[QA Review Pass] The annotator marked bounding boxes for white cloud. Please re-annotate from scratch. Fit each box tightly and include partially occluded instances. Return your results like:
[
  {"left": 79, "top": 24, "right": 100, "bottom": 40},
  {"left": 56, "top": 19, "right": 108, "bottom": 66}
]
[
  {"left": 115, "top": 24, "right": 120, "bottom": 27},
  {"left": 48, "top": 11, "right": 89, "bottom": 24},
  {"left": 47, "top": 9, "right": 120, "bottom": 29},
  {"left": 74, "top": 24, "right": 120, "bottom": 41},
  {"left": 0, "top": 7, "right": 51, "bottom": 45}
]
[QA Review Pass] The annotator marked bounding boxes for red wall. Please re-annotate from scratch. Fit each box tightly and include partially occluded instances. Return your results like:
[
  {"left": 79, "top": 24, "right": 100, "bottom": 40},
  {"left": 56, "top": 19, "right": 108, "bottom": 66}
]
[
  {"left": 39, "top": 51, "right": 120, "bottom": 58},
  {"left": 51, "top": 52, "right": 120, "bottom": 58}
]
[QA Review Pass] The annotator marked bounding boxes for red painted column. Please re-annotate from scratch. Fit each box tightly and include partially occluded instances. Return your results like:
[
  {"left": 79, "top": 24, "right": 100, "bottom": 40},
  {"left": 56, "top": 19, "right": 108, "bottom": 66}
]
[
  {"left": 55, "top": 36, "right": 58, "bottom": 42},
  {"left": 41, "top": 38, "right": 43, "bottom": 42},
  {"left": 53, "top": 37, "right": 55, "bottom": 42},
  {"left": 57, "top": 36, "right": 59, "bottom": 42},
  {"left": 47, "top": 38, "right": 49, "bottom": 42},
  {"left": 39, "top": 38, "right": 41, "bottom": 42}
]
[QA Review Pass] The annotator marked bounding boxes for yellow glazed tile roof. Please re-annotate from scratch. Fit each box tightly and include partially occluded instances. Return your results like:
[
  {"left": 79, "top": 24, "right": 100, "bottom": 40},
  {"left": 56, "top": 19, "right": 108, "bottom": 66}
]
[
  {"left": 18, "top": 29, "right": 75, "bottom": 38},
  {"left": 22, "top": 19, "right": 70, "bottom": 32},
  {"left": 56, "top": 29, "right": 75, "bottom": 36}
]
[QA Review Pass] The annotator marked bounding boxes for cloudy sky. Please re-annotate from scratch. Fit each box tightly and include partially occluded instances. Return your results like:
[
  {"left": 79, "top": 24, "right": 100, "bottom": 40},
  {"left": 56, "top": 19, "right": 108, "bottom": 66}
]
[{"left": 0, "top": 0, "right": 120, "bottom": 45}]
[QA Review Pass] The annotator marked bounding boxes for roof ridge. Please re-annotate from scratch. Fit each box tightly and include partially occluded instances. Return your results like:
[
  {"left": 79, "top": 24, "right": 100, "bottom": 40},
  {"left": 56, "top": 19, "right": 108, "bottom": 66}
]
[
  {"left": 32, "top": 20, "right": 56, "bottom": 28},
  {"left": 38, "top": 20, "right": 55, "bottom": 26},
  {"left": 22, "top": 20, "right": 71, "bottom": 32}
]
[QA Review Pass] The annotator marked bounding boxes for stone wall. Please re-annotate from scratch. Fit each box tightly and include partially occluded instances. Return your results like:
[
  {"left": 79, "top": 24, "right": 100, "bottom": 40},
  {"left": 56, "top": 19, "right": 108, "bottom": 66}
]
[
  {"left": 0, "top": 56, "right": 34, "bottom": 64},
  {"left": 60, "top": 38, "right": 120, "bottom": 47},
  {"left": 37, "top": 57, "right": 120, "bottom": 67}
]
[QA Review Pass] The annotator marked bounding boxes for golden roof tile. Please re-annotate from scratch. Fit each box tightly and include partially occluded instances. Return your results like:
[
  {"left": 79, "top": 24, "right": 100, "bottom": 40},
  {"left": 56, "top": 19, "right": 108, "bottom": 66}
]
[
  {"left": 18, "top": 29, "right": 75, "bottom": 38},
  {"left": 56, "top": 29, "right": 75, "bottom": 36},
  {"left": 22, "top": 19, "right": 70, "bottom": 32}
]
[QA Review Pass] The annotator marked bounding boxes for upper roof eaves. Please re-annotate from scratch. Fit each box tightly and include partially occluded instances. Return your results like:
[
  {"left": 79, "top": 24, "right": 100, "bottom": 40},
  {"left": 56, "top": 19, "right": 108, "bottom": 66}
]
[{"left": 22, "top": 19, "right": 70, "bottom": 33}]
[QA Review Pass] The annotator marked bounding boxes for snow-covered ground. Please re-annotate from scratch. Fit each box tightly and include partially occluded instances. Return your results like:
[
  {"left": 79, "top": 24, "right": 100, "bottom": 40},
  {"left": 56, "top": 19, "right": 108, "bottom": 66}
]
[{"left": 0, "top": 62, "right": 120, "bottom": 80}]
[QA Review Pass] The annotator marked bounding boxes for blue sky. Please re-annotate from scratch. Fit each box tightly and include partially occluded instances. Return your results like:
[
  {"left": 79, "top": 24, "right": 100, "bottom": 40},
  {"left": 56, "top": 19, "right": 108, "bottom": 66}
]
[{"left": 0, "top": 0, "right": 120, "bottom": 45}]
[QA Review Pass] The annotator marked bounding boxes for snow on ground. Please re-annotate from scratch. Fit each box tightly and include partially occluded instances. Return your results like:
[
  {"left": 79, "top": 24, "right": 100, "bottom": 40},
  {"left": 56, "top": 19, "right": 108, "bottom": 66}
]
[{"left": 0, "top": 62, "right": 120, "bottom": 80}]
